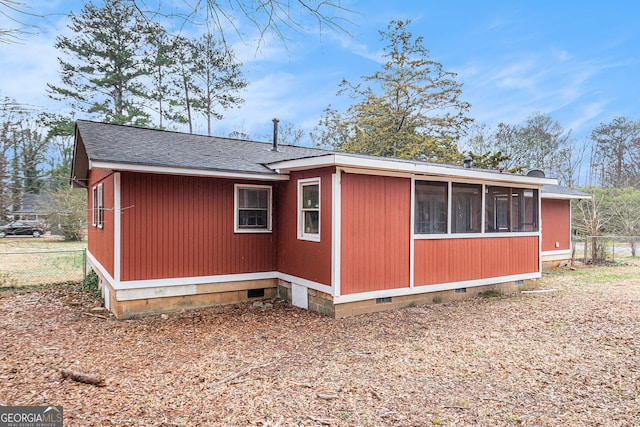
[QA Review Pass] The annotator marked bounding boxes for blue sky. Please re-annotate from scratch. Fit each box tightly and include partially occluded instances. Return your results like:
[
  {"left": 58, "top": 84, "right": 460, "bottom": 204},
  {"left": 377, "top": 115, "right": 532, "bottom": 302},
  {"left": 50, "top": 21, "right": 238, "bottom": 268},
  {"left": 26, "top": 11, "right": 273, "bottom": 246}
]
[{"left": 1, "top": 0, "right": 639, "bottom": 148}]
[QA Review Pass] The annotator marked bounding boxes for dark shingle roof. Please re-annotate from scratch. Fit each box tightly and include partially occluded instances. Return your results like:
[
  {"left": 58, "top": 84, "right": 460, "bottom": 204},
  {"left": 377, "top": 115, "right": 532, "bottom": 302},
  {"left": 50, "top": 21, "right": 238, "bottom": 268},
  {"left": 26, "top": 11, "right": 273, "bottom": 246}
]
[
  {"left": 76, "top": 120, "right": 331, "bottom": 175},
  {"left": 541, "top": 184, "right": 591, "bottom": 199}
]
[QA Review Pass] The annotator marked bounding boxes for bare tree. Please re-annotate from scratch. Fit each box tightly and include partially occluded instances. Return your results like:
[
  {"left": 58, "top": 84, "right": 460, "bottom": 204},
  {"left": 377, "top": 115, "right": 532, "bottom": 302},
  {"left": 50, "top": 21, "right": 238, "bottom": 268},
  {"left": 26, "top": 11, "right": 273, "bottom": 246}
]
[
  {"left": 0, "top": 0, "right": 41, "bottom": 43},
  {"left": 131, "top": 0, "right": 356, "bottom": 49},
  {"left": 589, "top": 116, "right": 640, "bottom": 189}
]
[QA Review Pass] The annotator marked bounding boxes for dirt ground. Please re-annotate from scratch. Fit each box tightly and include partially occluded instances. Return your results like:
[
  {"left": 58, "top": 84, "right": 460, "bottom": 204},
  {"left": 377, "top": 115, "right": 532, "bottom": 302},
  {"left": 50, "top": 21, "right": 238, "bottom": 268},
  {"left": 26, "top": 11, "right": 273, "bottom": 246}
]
[{"left": 1, "top": 262, "right": 638, "bottom": 427}]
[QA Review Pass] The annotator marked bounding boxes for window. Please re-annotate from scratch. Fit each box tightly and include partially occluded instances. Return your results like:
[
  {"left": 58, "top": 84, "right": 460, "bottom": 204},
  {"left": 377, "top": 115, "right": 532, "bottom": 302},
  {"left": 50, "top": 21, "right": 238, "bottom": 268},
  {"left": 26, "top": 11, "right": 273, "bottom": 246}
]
[
  {"left": 91, "top": 186, "right": 97, "bottom": 226},
  {"left": 415, "top": 181, "right": 448, "bottom": 234},
  {"left": 298, "top": 178, "right": 320, "bottom": 241},
  {"left": 485, "top": 186, "right": 538, "bottom": 232},
  {"left": 451, "top": 183, "right": 482, "bottom": 233},
  {"left": 235, "top": 184, "right": 272, "bottom": 232},
  {"left": 92, "top": 184, "right": 104, "bottom": 228},
  {"left": 513, "top": 188, "right": 538, "bottom": 231}
]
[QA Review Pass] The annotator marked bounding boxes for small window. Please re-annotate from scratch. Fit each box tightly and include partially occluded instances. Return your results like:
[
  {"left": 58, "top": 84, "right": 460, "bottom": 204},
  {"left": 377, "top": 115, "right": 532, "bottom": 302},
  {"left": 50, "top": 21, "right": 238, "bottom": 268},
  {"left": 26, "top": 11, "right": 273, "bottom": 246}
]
[
  {"left": 415, "top": 181, "right": 447, "bottom": 234},
  {"left": 91, "top": 184, "right": 104, "bottom": 228},
  {"left": 97, "top": 184, "right": 103, "bottom": 228},
  {"left": 235, "top": 184, "right": 272, "bottom": 232},
  {"left": 91, "top": 186, "right": 97, "bottom": 227},
  {"left": 298, "top": 178, "right": 320, "bottom": 241}
]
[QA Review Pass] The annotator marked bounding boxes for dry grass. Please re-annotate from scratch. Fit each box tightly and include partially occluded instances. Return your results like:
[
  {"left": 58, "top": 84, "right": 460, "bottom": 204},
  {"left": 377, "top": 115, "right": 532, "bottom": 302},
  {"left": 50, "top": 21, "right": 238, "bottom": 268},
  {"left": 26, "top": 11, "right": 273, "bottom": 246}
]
[
  {"left": 0, "top": 259, "right": 638, "bottom": 426},
  {"left": 0, "top": 237, "right": 87, "bottom": 287}
]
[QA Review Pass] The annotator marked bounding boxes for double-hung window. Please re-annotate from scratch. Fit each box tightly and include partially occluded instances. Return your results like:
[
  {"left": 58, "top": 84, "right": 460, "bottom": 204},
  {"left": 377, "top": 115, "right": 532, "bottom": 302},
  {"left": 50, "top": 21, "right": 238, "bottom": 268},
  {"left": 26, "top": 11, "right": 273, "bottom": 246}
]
[
  {"left": 92, "top": 184, "right": 104, "bottom": 228},
  {"left": 235, "top": 184, "right": 272, "bottom": 232},
  {"left": 298, "top": 178, "right": 320, "bottom": 241}
]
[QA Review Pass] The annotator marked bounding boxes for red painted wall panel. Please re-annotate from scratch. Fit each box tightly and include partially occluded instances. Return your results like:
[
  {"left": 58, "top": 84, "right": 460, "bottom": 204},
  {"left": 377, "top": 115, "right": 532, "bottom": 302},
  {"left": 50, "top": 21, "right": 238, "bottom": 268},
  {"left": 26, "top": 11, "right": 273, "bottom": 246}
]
[
  {"left": 120, "top": 173, "right": 276, "bottom": 281},
  {"left": 276, "top": 168, "right": 334, "bottom": 286},
  {"left": 414, "top": 236, "right": 539, "bottom": 286},
  {"left": 340, "top": 174, "right": 411, "bottom": 295},
  {"left": 541, "top": 199, "right": 571, "bottom": 251},
  {"left": 87, "top": 169, "right": 115, "bottom": 277}
]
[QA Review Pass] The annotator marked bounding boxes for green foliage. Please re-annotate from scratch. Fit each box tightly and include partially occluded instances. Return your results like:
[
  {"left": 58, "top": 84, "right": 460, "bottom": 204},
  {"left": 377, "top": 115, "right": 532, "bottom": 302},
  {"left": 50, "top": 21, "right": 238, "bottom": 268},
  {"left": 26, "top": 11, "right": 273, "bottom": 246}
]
[
  {"left": 573, "top": 187, "right": 640, "bottom": 236},
  {"left": 79, "top": 270, "right": 102, "bottom": 301},
  {"left": 48, "top": 0, "right": 154, "bottom": 126},
  {"left": 466, "top": 150, "right": 522, "bottom": 173},
  {"left": 312, "top": 20, "right": 471, "bottom": 164},
  {"left": 47, "top": 0, "right": 247, "bottom": 132},
  {"left": 44, "top": 186, "right": 87, "bottom": 241}
]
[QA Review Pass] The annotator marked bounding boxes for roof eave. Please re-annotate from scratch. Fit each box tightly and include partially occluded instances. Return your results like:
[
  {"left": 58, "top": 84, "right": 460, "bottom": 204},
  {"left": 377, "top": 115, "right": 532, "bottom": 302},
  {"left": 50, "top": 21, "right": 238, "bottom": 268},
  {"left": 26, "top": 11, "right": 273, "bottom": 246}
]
[
  {"left": 268, "top": 154, "right": 558, "bottom": 186},
  {"left": 89, "top": 160, "right": 290, "bottom": 181},
  {"left": 541, "top": 192, "right": 591, "bottom": 200}
]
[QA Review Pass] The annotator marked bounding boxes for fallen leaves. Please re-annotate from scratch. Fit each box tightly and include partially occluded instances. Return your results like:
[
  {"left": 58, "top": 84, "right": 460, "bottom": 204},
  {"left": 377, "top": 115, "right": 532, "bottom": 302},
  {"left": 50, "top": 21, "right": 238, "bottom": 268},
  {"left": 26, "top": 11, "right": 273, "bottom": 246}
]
[{"left": 0, "top": 261, "right": 639, "bottom": 426}]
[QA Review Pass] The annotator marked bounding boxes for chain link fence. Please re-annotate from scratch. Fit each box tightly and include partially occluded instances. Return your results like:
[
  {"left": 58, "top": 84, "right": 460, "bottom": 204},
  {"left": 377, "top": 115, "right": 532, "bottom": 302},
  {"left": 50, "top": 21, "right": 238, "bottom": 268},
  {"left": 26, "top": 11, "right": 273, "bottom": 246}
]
[
  {"left": 577, "top": 235, "right": 639, "bottom": 264},
  {"left": 0, "top": 248, "right": 87, "bottom": 288}
]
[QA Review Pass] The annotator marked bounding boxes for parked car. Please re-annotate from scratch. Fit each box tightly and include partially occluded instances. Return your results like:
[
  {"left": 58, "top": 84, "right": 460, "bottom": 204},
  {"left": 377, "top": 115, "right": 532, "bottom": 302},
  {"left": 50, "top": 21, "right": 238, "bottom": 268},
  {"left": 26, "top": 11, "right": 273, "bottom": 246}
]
[{"left": 0, "top": 220, "right": 46, "bottom": 238}]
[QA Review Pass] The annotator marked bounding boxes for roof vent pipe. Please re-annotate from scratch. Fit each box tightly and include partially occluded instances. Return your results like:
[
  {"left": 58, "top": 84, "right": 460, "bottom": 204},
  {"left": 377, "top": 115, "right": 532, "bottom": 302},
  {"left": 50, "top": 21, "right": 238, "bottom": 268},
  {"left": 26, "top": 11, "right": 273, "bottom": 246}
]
[
  {"left": 463, "top": 155, "right": 473, "bottom": 168},
  {"left": 272, "top": 118, "right": 279, "bottom": 152}
]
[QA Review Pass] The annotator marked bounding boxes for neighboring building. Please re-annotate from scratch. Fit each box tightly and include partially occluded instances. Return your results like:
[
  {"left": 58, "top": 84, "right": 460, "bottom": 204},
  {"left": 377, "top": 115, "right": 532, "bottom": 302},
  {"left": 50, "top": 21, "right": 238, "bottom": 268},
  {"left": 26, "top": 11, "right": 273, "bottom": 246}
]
[
  {"left": 12, "top": 193, "right": 51, "bottom": 221},
  {"left": 540, "top": 184, "right": 590, "bottom": 266},
  {"left": 72, "top": 120, "right": 573, "bottom": 319}
]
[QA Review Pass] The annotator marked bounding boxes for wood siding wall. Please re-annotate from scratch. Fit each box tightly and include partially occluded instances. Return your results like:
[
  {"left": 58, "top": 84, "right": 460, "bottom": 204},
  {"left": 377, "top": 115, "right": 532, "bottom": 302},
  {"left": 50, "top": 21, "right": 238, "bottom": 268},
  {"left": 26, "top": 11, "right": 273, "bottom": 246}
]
[
  {"left": 414, "top": 236, "right": 539, "bottom": 286},
  {"left": 87, "top": 169, "right": 115, "bottom": 277},
  {"left": 120, "top": 173, "right": 276, "bottom": 281},
  {"left": 340, "top": 174, "right": 411, "bottom": 295},
  {"left": 541, "top": 199, "right": 571, "bottom": 252},
  {"left": 276, "top": 168, "right": 334, "bottom": 286}
]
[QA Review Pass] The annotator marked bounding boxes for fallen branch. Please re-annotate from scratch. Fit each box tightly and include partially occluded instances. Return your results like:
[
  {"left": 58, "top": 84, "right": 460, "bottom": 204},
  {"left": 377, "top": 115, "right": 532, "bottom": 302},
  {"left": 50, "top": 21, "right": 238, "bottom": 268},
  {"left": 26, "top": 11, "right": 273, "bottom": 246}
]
[
  {"left": 317, "top": 393, "right": 339, "bottom": 400},
  {"left": 215, "top": 363, "right": 270, "bottom": 386},
  {"left": 307, "top": 415, "right": 335, "bottom": 425},
  {"left": 443, "top": 405, "right": 470, "bottom": 410},
  {"left": 60, "top": 369, "right": 106, "bottom": 387},
  {"left": 289, "top": 381, "right": 314, "bottom": 388},
  {"left": 82, "top": 312, "right": 108, "bottom": 320}
]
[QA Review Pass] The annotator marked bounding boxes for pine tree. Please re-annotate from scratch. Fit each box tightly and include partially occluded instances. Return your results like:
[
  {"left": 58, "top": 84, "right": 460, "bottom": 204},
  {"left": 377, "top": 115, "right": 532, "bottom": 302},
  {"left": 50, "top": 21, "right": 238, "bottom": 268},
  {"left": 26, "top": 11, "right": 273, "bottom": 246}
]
[
  {"left": 312, "top": 20, "right": 472, "bottom": 164},
  {"left": 47, "top": 0, "right": 153, "bottom": 126},
  {"left": 190, "top": 33, "right": 247, "bottom": 136}
]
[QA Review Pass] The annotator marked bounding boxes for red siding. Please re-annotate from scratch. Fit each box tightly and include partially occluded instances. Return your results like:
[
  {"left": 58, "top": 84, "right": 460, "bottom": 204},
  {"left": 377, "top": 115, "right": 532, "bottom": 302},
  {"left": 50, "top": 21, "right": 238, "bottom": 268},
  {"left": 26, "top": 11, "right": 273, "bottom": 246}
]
[
  {"left": 414, "top": 236, "right": 539, "bottom": 286},
  {"left": 340, "top": 174, "right": 411, "bottom": 295},
  {"left": 87, "top": 169, "right": 115, "bottom": 278},
  {"left": 276, "top": 168, "right": 334, "bottom": 286},
  {"left": 120, "top": 173, "right": 276, "bottom": 281},
  {"left": 541, "top": 199, "right": 571, "bottom": 251}
]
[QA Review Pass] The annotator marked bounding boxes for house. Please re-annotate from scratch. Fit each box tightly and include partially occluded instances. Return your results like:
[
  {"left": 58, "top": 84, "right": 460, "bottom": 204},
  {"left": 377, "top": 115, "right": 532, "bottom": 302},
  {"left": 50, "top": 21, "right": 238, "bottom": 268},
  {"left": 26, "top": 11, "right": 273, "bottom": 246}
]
[
  {"left": 11, "top": 193, "right": 51, "bottom": 221},
  {"left": 72, "top": 120, "right": 572, "bottom": 319},
  {"left": 540, "top": 184, "right": 590, "bottom": 266}
]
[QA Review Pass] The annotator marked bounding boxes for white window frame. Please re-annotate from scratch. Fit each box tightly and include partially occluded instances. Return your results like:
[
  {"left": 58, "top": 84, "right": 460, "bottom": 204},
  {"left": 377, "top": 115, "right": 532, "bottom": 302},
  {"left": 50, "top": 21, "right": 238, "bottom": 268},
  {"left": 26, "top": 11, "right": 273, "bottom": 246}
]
[
  {"left": 413, "top": 178, "right": 540, "bottom": 239},
  {"left": 91, "top": 186, "right": 97, "bottom": 227},
  {"left": 234, "top": 184, "right": 273, "bottom": 233},
  {"left": 298, "top": 177, "right": 321, "bottom": 242},
  {"left": 96, "top": 183, "right": 104, "bottom": 229}
]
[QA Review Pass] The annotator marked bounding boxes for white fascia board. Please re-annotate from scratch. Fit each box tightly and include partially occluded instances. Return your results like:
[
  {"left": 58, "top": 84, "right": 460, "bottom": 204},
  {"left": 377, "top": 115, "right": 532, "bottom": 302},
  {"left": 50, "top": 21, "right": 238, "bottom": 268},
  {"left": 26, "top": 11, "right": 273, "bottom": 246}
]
[
  {"left": 541, "top": 250, "right": 573, "bottom": 262},
  {"left": 541, "top": 192, "right": 591, "bottom": 200},
  {"left": 113, "top": 271, "right": 279, "bottom": 290},
  {"left": 333, "top": 272, "right": 541, "bottom": 304},
  {"left": 89, "top": 160, "right": 289, "bottom": 181},
  {"left": 269, "top": 154, "right": 558, "bottom": 186}
]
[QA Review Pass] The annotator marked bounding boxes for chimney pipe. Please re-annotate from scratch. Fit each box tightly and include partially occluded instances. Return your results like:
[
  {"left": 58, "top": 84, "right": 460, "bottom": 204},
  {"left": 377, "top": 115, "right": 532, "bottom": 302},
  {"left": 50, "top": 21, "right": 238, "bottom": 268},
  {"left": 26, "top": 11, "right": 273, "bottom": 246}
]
[
  {"left": 463, "top": 155, "right": 473, "bottom": 168},
  {"left": 272, "top": 118, "right": 279, "bottom": 151}
]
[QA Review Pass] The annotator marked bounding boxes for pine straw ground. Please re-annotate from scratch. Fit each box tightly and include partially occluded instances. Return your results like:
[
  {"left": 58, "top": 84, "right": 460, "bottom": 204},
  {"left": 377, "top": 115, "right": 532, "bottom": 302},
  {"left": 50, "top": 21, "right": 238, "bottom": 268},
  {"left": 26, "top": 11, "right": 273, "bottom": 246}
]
[{"left": 0, "top": 262, "right": 638, "bottom": 427}]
